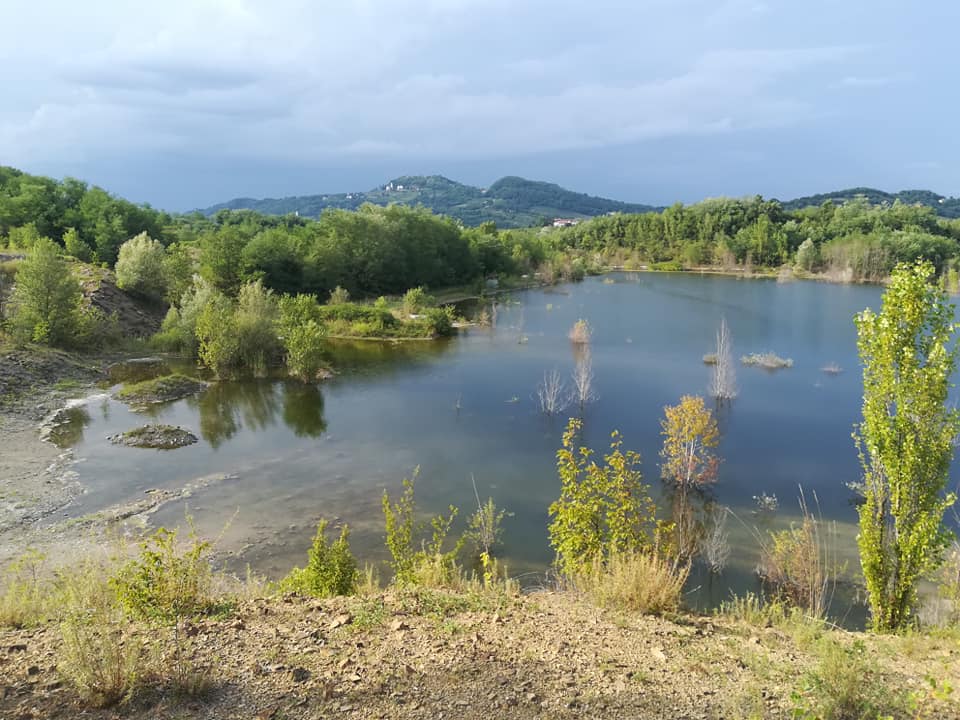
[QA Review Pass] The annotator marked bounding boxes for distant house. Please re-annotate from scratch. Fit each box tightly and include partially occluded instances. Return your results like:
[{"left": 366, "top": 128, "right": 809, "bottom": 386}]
[{"left": 552, "top": 218, "right": 579, "bottom": 228}]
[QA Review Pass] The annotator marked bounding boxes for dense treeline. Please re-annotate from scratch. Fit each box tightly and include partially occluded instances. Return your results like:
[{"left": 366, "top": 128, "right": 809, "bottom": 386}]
[
  {"left": 4, "top": 165, "right": 960, "bottom": 329},
  {"left": 555, "top": 195, "right": 960, "bottom": 282}
]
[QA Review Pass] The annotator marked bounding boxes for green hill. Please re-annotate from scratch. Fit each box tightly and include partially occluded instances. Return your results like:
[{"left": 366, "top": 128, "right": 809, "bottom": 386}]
[
  {"left": 200, "top": 175, "right": 659, "bottom": 228},
  {"left": 781, "top": 187, "right": 960, "bottom": 218}
]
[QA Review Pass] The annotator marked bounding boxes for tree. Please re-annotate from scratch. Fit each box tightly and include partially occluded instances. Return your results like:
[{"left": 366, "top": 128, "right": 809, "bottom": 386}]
[
  {"left": 708, "top": 317, "right": 737, "bottom": 401},
  {"left": 8, "top": 237, "right": 82, "bottom": 345},
  {"left": 854, "top": 260, "right": 959, "bottom": 631},
  {"left": 63, "top": 227, "right": 93, "bottom": 262},
  {"left": 115, "top": 232, "right": 167, "bottom": 299},
  {"left": 660, "top": 395, "right": 720, "bottom": 559},
  {"left": 278, "top": 294, "right": 327, "bottom": 381},
  {"left": 548, "top": 418, "right": 660, "bottom": 576}
]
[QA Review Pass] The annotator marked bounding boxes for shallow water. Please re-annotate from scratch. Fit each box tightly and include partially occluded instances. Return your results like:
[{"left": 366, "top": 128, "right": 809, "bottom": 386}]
[{"left": 55, "top": 272, "right": 958, "bottom": 620}]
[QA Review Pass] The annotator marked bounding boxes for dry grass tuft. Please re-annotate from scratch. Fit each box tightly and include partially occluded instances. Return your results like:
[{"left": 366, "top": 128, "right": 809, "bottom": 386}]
[{"left": 575, "top": 551, "right": 689, "bottom": 615}]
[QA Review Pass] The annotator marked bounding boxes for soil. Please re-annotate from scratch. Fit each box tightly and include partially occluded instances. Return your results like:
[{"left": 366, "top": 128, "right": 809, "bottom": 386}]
[
  {"left": 114, "top": 374, "right": 207, "bottom": 406},
  {"left": 0, "top": 343, "right": 225, "bottom": 567},
  {"left": 1, "top": 591, "right": 957, "bottom": 720},
  {"left": 109, "top": 424, "right": 199, "bottom": 449}
]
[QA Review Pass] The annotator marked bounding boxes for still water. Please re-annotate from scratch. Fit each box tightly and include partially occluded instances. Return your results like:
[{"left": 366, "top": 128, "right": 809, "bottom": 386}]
[{"left": 57, "top": 272, "right": 932, "bottom": 617}]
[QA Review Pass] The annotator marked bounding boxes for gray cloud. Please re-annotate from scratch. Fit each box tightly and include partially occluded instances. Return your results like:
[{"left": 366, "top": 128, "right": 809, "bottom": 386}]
[{"left": 1, "top": 0, "right": 956, "bottom": 207}]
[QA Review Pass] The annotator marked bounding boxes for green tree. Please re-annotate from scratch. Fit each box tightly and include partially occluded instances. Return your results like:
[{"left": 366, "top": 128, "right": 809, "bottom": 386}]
[
  {"left": 278, "top": 294, "right": 327, "bottom": 381},
  {"left": 62, "top": 227, "right": 93, "bottom": 262},
  {"left": 548, "top": 418, "right": 660, "bottom": 576},
  {"left": 854, "top": 260, "right": 960, "bottom": 631},
  {"left": 8, "top": 237, "right": 82, "bottom": 345},
  {"left": 115, "top": 232, "right": 167, "bottom": 299}
]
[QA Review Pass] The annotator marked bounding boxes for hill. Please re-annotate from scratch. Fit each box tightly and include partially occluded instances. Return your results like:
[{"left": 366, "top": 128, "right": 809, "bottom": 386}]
[
  {"left": 200, "top": 175, "right": 659, "bottom": 228},
  {"left": 781, "top": 187, "right": 960, "bottom": 218}
]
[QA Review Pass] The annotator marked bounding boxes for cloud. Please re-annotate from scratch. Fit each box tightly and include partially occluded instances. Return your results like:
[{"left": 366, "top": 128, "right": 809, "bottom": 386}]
[{"left": 0, "top": 0, "right": 875, "bottom": 188}]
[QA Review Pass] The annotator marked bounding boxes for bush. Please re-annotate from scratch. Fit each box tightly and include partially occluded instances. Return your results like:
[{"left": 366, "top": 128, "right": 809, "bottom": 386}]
[
  {"left": 756, "top": 495, "right": 837, "bottom": 618},
  {"left": 402, "top": 286, "right": 435, "bottom": 315},
  {"left": 741, "top": 352, "right": 793, "bottom": 369},
  {"left": 280, "top": 519, "right": 358, "bottom": 597},
  {"left": 111, "top": 527, "right": 214, "bottom": 623},
  {"left": 63, "top": 227, "right": 94, "bottom": 262},
  {"left": 548, "top": 418, "right": 664, "bottom": 576},
  {"left": 57, "top": 560, "right": 146, "bottom": 708},
  {"left": 424, "top": 305, "right": 456, "bottom": 336},
  {"left": 115, "top": 232, "right": 167, "bottom": 300},
  {"left": 154, "top": 275, "right": 219, "bottom": 355},
  {"left": 0, "top": 550, "right": 48, "bottom": 628},
  {"left": 575, "top": 551, "right": 688, "bottom": 615},
  {"left": 328, "top": 285, "right": 350, "bottom": 304},
  {"left": 568, "top": 318, "right": 591, "bottom": 344},
  {"left": 8, "top": 237, "right": 82, "bottom": 346},
  {"left": 279, "top": 294, "right": 328, "bottom": 381},
  {"left": 382, "top": 469, "right": 464, "bottom": 588}
]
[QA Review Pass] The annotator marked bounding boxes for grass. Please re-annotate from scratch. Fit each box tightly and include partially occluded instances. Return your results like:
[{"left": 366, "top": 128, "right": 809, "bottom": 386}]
[
  {"left": 741, "top": 352, "right": 794, "bottom": 369},
  {"left": 115, "top": 373, "right": 207, "bottom": 405},
  {"left": 574, "top": 552, "right": 689, "bottom": 615},
  {"left": 0, "top": 550, "right": 48, "bottom": 628}
]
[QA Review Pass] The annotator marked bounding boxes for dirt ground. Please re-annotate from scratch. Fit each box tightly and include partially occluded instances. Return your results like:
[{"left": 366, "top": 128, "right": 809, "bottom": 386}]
[{"left": 1, "top": 590, "right": 958, "bottom": 720}]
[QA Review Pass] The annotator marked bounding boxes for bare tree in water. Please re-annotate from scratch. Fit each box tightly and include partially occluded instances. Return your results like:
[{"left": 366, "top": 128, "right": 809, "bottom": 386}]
[{"left": 709, "top": 317, "right": 737, "bottom": 401}]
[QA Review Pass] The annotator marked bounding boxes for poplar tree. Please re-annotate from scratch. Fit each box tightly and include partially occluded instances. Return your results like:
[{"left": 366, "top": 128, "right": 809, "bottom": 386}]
[{"left": 854, "top": 260, "right": 959, "bottom": 631}]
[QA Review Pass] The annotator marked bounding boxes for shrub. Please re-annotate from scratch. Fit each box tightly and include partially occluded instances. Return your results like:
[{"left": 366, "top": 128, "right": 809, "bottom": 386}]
[
  {"left": 938, "top": 541, "right": 960, "bottom": 625},
  {"left": 741, "top": 352, "right": 793, "bottom": 369},
  {"left": 548, "top": 418, "right": 663, "bottom": 576},
  {"left": 280, "top": 519, "right": 358, "bottom": 597},
  {"left": 575, "top": 551, "right": 688, "bottom": 614},
  {"left": 59, "top": 602, "right": 143, "bottom": 707},
  {"left": 382, "top": 469, "right": 464, "bottom": 588},
  {"left": 328, "top": 285, "right": 350, "bottom": 304},
  {"left": 63, "top": 227, "right": 94, "bottom": 262},
  {"left": 756, "top": 494, "right": 837, "bottom": 618},
  {"left": 278, "top": 294, "right": 328, "bottom": 381},
  {"left": 8, "top": 237, "right": 82, "bottom": 346},
  {"left": 56, "top": 559, "right": 147, "bottom": 708},
  {"left": 424, "top": 305, "right": 456, "bottom": 336},
  {"left": 153, "top": 275, "right": 220, "bottom": 355},
  {"left": 111, "top": 527, "right": 214, "bottom": 623},
  {"left": 568, "top": 318, "right": 591, "bottom": 344},
  {"left": 115, "top": 232, "right": 167, "bottom": 300},
  {"left": 402, "top": 286, "right": 435, "bottom": 316},
  {"left": 0, "top": 550, "right": 48, "bottom": 628}
]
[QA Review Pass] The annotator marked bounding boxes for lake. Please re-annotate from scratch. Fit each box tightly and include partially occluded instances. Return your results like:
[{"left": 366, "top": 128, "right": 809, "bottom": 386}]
[{"left": 55, "top": 271, "right": 945, "bottom": 620}]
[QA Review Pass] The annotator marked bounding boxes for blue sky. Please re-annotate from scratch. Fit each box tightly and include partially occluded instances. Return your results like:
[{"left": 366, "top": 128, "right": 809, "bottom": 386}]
[{"left": 1, "top": 0, "right": 956, "bottom": 210}]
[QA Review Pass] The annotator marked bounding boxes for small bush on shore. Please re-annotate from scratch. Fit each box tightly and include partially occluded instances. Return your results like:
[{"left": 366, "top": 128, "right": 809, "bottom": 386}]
[
  {"left": 280, "top": 519, "right": 358, "bottom": 598},
  {"left": 111, "top": 527, "right": 215, "bottom": 622}
]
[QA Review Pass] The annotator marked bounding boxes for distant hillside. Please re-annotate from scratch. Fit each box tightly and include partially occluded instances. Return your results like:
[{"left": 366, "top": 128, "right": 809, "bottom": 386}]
[
  {"left": 200, "top": 175, "right": 658, "bottom": 228},
  {"left": 781, "top": 187, "right": 960, "bottom": 218}
]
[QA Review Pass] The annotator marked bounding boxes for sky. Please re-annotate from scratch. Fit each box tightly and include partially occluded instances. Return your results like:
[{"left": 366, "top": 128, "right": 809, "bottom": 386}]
[{"left": 1, "top": 0, "right": 957, "bottom": 211}]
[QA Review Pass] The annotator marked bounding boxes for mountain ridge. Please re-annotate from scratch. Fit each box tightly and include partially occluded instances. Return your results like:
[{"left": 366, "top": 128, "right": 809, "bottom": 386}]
[{"left": 200, "top": 176, "right": 960, "bottom": 226}]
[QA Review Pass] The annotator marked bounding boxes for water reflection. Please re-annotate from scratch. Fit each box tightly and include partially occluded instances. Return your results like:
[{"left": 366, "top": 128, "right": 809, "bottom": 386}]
[
  {"left": 190, "top": 381, "right": 281, "bottom": 448},
  {"left": 46, "top": 405, "right": 92, "bottom": 448},
  {"left": 282, "top": 382, "right": 327, "bottom": 438},
  {"left": 186, "top": 380, "right": 329, "bottom": 447}
]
